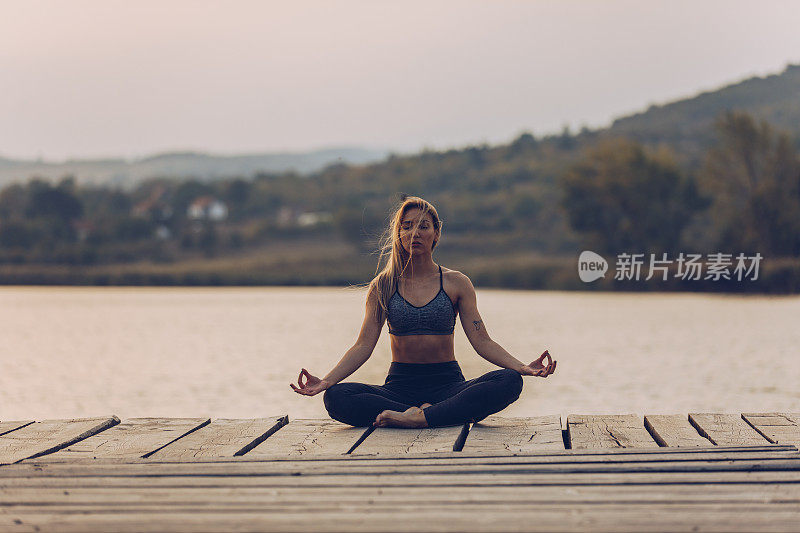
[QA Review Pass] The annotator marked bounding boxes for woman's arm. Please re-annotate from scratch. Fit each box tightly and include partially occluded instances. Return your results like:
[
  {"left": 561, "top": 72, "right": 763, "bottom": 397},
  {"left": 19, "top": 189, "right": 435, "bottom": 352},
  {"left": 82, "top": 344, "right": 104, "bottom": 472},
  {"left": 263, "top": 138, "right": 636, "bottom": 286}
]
[
  {"left": 456, "top": 273, "right": 556, "bottom": 376},
  {"left": 292, "top": 282, "right": 385, "bottom": 395},
  {"left": 320, "top": 342, "right": 374, "bottom": 387}
]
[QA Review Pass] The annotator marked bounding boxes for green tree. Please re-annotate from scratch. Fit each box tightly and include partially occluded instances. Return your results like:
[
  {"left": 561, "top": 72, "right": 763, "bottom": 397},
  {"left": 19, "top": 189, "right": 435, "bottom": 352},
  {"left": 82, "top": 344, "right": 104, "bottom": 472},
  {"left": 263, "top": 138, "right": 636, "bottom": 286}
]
[
  {"left": 0, "top": 184, "right": 26, "bottom": 220},
  {"left": 333, "top": 203, "right": 384, "bottom": 251},
  {"left": 0, "top": 222, "right": 36, "bottom": 248},
  {"left": 112, "top": 217, "right": 154, "bottom": 242},
  {"left": 25, "top": 179, "right": 83, "bottom": 222},
  {"left": 22, "top": 179, "right": 84, "bottom": 243},
  {"left": 700, "top": 110, "right": 800, "bottom": 256},
  {"left": 198, "top": 222, "right": 218, "bottom": 256},
  {"left": 222, "top": 178, "right": 251, "bottom": 218},
  {"left": 561, "top": 138, "right": 706, "bottom": 255}
]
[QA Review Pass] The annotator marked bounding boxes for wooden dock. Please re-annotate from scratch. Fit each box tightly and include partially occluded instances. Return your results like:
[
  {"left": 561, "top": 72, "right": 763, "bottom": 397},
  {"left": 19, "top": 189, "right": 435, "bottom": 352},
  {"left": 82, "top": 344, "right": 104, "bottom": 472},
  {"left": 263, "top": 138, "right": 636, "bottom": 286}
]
[{"left": 1, "top": 413, "right": 799, "bottom": 532}]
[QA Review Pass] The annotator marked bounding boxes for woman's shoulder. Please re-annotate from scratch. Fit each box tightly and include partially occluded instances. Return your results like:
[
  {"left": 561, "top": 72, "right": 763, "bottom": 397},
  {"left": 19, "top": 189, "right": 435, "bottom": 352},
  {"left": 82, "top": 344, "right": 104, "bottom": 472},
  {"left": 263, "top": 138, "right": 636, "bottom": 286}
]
[
  {"left": 441, "top": 266, "right": 473, "bottom": 294},
  {"left": 441, "top": 265, "right": 468, "bottom": 280},
  {"left": 365, "top": 273, "right": 397, "bottom": 300}
]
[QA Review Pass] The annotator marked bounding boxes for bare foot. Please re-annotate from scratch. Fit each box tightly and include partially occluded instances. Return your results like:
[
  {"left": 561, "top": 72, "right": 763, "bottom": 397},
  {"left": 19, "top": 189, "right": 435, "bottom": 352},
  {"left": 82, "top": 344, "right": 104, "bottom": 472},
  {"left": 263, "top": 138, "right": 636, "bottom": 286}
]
[
  {"left": 420, "top": 403, "right": 432, "bottom": 409},
  {"left": 374, "top": 406, "right": 428, "bottom": 428}
]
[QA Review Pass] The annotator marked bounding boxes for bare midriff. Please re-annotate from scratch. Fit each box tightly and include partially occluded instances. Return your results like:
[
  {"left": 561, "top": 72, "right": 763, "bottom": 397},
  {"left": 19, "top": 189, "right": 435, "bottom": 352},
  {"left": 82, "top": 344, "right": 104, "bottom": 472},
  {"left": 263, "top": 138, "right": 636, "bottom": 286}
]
[{"left": 390, "top": 333, "right": 456, "bottom": 363}]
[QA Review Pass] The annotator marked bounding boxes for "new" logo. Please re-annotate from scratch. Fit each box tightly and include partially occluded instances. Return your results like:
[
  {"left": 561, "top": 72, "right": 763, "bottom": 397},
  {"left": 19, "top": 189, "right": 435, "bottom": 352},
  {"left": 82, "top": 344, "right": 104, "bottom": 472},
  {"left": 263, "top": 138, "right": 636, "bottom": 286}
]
[{"left": 578, "top": 250, "right": 608, "bottom": 282}]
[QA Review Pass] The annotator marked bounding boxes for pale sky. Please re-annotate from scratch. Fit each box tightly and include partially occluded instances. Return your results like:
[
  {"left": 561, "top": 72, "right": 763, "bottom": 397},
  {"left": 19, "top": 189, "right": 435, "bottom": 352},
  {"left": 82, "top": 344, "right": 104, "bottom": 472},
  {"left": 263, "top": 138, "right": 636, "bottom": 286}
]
[{"left": 2, "top": 0, "right": 800, "bottom": 161}]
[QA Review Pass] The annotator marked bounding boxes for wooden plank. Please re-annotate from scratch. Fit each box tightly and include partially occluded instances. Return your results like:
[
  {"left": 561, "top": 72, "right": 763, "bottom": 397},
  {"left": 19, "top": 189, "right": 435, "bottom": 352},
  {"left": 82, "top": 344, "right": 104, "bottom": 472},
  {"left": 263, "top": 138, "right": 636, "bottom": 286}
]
[
  {"left": 4, "top": 470, "right": 800, "bottom": 491},
  {"left": 93, "top": 483, "right": 784, "bottom": 504},
  {"left": 690, "top": 413, "right": 771, "bottom": 446},
  {"left": 567, "top": 414, "right": 659, "bottom": 449},
  {"left": 0, "top": 453, "right": 800, "bottom": 478},
  {"left": 5, "top": 454, "right": 799, "bottom": 478},
  {"left": 4, "top": 500, "right": 800, "bottom": 514},
  {"left": 462, "top": 416, "right": 564, "bottom": 452},
  {"left": 4, "top": 446, "right": 799, "bottom": 474},
  {"left": 0, "top": 499, "right": 800, "bottom": 516},
  {"left": 39, "top": 418, "right": 210, "bottom": 461},
  {"left": 0, "top": 417, "right": 119, "bottom": 464},
  {"left": 644, "top": 415, "right": 713, "bottom": 447},
  {"left": 21, "top": 443, "right": 797, "bottom": 465},
  {"left": 353, "top": 424, "right": 467, "bottom": 455},
  {"left": 148, "top": 417, "right": 287, "bottom": 460},
  {"left": 246, "top": 419, "right": 365, "bottom": 457},
  {"left": 743, "top": 413, "right": 800, "bottom": 448},
  {"left": 139, "top": 443, "right": 800, "bottom": 462},
  {"left": 4, "top": 483, "right": 800, "bottom": 506},
  {"left": 3, "top": 505, "right": 800, "bottom": 533},
  {"left": 0, "top": 421, "right": 34, "bottom": 437}
]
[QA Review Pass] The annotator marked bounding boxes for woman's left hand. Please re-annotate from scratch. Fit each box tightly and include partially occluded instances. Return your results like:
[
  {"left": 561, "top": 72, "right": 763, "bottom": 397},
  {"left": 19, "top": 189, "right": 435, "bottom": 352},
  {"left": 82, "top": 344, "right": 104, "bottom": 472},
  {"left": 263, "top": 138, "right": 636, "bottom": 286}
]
[{"left": 519, "top": 350, "right": 556, "bottom": 377}]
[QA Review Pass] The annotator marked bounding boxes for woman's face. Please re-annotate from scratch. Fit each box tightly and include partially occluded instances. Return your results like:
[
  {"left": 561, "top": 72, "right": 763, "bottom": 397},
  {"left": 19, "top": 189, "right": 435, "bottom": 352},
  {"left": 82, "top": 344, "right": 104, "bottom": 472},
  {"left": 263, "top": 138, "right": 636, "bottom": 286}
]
[{"left": 399, "top": 208, "right": 437, "bottom": 255}]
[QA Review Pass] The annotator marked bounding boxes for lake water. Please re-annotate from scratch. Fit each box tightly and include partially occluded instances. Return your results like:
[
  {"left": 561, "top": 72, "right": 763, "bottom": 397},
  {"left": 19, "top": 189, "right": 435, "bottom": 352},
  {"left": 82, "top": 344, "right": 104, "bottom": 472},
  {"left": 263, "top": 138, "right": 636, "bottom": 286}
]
[{"left": 1, "top": 287, "right": 799, "bottom": 424}]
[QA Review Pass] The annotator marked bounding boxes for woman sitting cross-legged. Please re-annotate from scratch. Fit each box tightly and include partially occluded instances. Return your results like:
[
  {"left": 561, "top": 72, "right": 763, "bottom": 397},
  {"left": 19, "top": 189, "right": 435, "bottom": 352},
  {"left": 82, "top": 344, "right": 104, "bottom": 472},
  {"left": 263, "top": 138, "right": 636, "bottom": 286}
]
[{"left": 291, "top": 196, "right": 557, "bottom": 428}]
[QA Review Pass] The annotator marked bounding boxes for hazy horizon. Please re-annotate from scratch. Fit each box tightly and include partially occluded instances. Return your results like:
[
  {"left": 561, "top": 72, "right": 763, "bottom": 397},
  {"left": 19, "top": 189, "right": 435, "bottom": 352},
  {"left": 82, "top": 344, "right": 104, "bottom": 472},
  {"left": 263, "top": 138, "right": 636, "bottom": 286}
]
[{"left": 3, "top": 0, "right": 800, "bottom": 161}]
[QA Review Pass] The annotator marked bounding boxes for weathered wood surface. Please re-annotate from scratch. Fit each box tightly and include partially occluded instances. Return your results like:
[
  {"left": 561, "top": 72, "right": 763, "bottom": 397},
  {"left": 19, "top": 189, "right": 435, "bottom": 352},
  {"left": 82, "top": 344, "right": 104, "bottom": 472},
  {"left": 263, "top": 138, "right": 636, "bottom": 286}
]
[
  {"left": 4, "top": 470, "right": 800, "bottom": 489},
  {"left": 4, "top": 414, "right": 797, "bottom": 464},
  {"left": 2, "top": 415, "right": 800, "bottom": 531},
  {"left": 40, "top": 418, "right": 209, "bottom": 461},
  {"left": 644, "top": 414, "right": 712, "bottom": 446},
  {"left": 6, "top": 448, "right": 799, "bottom": 469},
  {"left": 690, "top": 413, "right": 771, "bottom": 445},
  {"left": 462, "top": 415, "right": 564, "bottom": 452},
  {"left": 743, "top": 413, "right": 800, "bottom": 448},
  {"left": 4, "top": 446, "right": 796, "bottom": 482},
  {"left": 567, "top": 414, "right": 659, "bottom": 449},
  {"left": 246, "top": 419, "right": 365, "bottom": 456},
  {"left": 8, "top": 444, "right": 795, "bottom": 470},
  {"left": 148, "top": 417, "right": 287, "bottom": 459},
  {"left": 5, "top": 483, "right": 800, "bottom": 507},
  {"left": 4, "top": 506, "right": 800, "bottom": 533},
  {"left": 22, "top": 443, "right": 793, "bottom": 464},
  {"left": 353, "top": 424, "right": 467, "bottom": 455},
  {"left": 0, "top": 422, "right": 34, "bottom": 437},
  {"left": 5, "top": 451, "right": 800, "bottom": 478},
  {"left": 0, "top": 417, "right": 119, "bottom": 465},
  {"left": 2, "top": 447, "right": 800, "bottom": 533}
]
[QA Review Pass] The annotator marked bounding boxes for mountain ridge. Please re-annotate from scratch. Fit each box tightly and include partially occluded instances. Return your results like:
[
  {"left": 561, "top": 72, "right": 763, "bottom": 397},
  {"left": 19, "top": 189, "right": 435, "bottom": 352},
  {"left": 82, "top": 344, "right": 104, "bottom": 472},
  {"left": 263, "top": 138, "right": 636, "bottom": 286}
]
[{"left": 0, "top": 146, "right": 391, "bottom": 188}]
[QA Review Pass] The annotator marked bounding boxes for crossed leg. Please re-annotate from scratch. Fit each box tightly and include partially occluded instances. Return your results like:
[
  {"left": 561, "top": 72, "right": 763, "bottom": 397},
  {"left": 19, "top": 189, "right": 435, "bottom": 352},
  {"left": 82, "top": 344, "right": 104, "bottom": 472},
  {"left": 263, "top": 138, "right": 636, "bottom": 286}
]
[
  {"left": 324, "top": 369, "right": 524, "bottom": 428},
  {"left": 323, "top": 382, "right": 415, "bottom": 427},
  {"left": 422, "top": 368, "right": 524, "bottom": 427},
  {"left": 369, "top": 369, "right": 525, "bottom": 429}
]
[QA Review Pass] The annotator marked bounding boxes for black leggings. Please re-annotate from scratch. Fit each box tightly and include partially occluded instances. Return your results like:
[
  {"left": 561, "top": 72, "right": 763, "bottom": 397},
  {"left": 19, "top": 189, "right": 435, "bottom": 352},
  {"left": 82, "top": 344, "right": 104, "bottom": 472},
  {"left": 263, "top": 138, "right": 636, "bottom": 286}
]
[{"left": 323, "top": 361, "right": 523, "bottom": 427}]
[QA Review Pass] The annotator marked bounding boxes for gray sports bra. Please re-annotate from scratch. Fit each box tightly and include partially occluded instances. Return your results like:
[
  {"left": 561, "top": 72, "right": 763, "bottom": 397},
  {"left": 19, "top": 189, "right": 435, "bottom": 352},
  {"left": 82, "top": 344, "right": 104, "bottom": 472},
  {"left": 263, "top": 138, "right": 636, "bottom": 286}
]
[{"left": 387, "top": 264, "right": 457, "bottom": 336}]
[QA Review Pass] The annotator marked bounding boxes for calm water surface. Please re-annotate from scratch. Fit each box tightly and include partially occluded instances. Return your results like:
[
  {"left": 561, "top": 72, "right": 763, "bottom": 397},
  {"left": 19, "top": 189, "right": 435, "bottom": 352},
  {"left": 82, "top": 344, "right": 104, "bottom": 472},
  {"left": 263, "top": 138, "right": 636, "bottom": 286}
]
[{"left": 1, "top": 287, "right": 799, "bottom": 423}]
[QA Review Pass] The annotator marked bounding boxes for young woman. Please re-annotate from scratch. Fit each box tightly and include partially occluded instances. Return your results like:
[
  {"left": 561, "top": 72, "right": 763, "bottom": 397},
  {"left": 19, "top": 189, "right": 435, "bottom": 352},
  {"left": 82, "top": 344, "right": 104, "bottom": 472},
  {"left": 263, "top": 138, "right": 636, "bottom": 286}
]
[{"left": 291, "top": 196, "right": 556, "bottom": 428}]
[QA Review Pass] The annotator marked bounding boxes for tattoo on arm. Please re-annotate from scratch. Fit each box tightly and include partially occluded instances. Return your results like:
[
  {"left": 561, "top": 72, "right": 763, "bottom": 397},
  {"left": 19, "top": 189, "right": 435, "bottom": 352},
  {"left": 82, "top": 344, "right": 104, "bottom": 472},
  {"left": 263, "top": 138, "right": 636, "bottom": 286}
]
[{"left": 472, "top": 320, "right": 483, "bottom": 331}]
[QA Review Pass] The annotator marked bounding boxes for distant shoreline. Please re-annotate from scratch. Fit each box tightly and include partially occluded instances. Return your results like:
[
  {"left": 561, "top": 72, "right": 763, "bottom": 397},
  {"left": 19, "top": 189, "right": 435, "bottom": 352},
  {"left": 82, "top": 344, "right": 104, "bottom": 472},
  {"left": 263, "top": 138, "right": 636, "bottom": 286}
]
[{"left": 1, "top": 254, "right": 797, "bottom": 294}]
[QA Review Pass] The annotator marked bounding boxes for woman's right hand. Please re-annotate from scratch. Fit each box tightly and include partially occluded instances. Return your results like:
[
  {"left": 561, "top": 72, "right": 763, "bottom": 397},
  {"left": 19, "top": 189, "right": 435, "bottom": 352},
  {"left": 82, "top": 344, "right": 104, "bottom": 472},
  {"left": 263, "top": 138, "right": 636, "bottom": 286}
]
[{"left": 290, "top": 368, "right": 330, "bottom": 396}]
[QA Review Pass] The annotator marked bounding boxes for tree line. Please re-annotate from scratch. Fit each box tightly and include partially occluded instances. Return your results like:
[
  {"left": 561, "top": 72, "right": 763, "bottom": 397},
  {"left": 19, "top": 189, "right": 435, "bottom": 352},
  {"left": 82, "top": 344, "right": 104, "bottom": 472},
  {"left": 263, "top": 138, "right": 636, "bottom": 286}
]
[
  {"left": 563, "top": 110, "right": 800, "bottom": 257},
  {"left": 0, "top": 109, "right": 798, "bottom": 269}
]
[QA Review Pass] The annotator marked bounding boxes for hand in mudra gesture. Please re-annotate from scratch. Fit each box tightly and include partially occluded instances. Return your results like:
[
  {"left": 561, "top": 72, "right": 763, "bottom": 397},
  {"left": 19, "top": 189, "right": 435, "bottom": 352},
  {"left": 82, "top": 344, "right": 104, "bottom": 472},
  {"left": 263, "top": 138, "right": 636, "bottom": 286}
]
[
  {"left": 290, "top": 368, "right": 330, "bottom": 396},
  {"left": 520, "top": 350, "right": 556, "bottom": 377}
]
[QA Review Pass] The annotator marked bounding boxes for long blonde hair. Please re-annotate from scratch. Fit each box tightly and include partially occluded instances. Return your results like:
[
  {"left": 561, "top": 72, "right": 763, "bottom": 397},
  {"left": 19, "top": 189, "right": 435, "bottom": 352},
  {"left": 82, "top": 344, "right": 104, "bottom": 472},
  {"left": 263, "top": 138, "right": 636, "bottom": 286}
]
[{"left": 366, "top": 196, "right": 442, "bottom": 324}]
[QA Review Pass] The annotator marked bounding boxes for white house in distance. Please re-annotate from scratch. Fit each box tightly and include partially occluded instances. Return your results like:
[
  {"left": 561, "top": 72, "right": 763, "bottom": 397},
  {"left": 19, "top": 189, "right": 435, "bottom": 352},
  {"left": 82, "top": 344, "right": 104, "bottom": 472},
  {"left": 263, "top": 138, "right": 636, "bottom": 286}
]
[
  {"left": 188, "top": 196, "right": 228, "bottom": 221},
  {"left": 297, "top": 211, "right": 333, "bottom": 227},
  {"left": 276, "top": 206, "right": 332, "bottom": 227}
]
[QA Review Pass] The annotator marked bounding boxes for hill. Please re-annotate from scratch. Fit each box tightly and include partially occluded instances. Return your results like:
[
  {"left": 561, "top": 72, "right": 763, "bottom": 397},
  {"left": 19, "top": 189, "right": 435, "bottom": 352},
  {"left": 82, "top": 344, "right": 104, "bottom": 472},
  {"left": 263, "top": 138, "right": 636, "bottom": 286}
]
[
  {"left": 607, "top": 63, "right": 800, "bottom": 167},
  {"left": 0, "top": 147, "right": 390, "bottom": 189}
]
